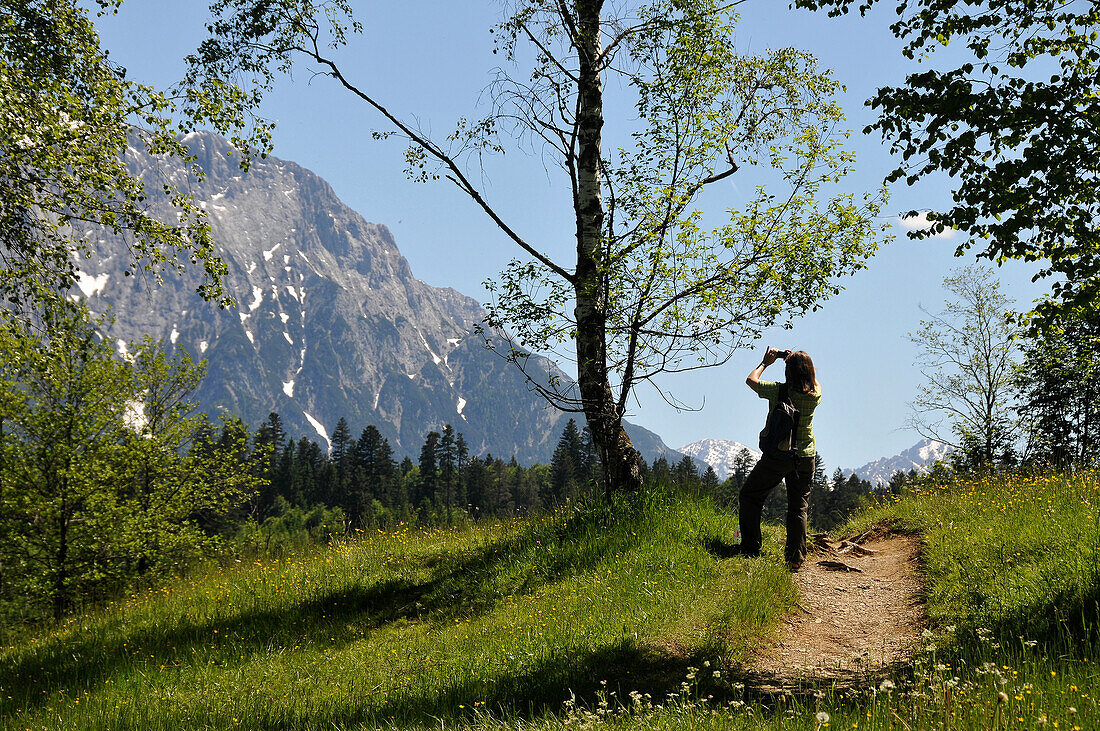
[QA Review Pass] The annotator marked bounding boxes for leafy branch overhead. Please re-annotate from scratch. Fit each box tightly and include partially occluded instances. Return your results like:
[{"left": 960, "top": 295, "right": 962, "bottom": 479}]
[
  {"left": 186, "top": 0, "right": 886, "bottom": 492},
  {"left": 796, "top": 0, "right": 1100, "bottom": 324},
  {"left": 0, "top": 0, "right": 230, "bottom": 315}
]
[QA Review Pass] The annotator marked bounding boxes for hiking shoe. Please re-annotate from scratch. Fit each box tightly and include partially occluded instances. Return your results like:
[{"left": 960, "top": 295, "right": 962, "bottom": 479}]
[{"left": 786, "top": 560, "right": 803, "bottom": 572}]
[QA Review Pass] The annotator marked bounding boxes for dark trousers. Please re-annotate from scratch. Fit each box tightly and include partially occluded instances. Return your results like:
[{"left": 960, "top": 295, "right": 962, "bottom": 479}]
[{"left": 738, "top": 454, "right": 816, "bottom": 564}]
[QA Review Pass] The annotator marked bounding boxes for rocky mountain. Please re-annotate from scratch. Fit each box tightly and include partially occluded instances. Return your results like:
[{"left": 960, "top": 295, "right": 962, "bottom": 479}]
[
  {"left": 843, "top": 439, "right": 953, "bottom": 486},
  {"left": 678, "top": 439, "right": 761, "bottom": 481},
  {"left": 74, "top": 130, "right": 678, "bottom": 464}
]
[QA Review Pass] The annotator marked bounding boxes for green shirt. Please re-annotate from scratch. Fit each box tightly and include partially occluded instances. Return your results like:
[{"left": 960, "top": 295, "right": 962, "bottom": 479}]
[{"left": 752, "top": 380, "right": 821, "bottom": 458}]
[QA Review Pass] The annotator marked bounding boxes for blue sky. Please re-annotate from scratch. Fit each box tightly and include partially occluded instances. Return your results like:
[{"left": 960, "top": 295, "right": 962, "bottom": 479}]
[{"left": 93, "top": 1, "right": 1047, "bottom": 471}]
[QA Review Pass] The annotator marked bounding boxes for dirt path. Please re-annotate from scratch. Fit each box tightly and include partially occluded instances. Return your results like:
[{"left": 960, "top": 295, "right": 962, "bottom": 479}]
[{"left": 747, "top": 533, "right": 925, "bottom": 688}]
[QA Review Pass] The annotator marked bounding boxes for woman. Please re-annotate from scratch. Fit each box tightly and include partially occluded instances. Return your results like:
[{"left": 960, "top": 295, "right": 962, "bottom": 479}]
[{"left": 737, "top": 347, "right": 821, "bottom": 570}]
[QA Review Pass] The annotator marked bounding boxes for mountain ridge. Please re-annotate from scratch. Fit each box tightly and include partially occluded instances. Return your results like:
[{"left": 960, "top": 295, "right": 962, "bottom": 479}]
[{"left": 76, "top": 130, "right": 679, "bottom": 464}]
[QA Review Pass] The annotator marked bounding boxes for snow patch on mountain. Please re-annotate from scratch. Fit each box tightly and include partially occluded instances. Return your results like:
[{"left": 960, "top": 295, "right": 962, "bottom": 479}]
[
  {"left": 678, "top": 439, "right": 761, "bottom": 480},
  {"left": 76, "top": 271, "right": 109, "bottom": 297},
  {"left": 303, "top": 411, "right": 330, "bottom": 450}
]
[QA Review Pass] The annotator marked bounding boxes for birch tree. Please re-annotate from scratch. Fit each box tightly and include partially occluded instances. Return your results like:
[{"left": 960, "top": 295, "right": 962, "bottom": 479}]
[
  {"left": 908, "top": 266, "right": 1021, "bottom": 468},
  {"left": 185, "top": 0, "right": 886, "bottom": 493}
]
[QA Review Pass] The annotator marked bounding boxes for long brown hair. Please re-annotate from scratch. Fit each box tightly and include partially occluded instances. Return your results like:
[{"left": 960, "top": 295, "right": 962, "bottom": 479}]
[{"left": 785, "top": 351, "right": 817, "bottom": 395}]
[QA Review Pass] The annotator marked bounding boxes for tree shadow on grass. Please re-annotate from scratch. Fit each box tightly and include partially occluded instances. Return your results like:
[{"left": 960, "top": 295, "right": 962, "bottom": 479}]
[
  {"left": 101, "top": 638, "right": 738, "bottom": 730},
  {"left": 0, "top": 502, "right": 642, "bottom": 717}
]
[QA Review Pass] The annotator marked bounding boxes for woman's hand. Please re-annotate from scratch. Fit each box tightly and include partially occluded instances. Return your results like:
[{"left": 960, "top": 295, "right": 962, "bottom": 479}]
[
  {"left": 749, "top": 347, "right": 785, "bottom": 387},
  {"left": 762, "top": 347, "right": 789, "bottom": 366}
]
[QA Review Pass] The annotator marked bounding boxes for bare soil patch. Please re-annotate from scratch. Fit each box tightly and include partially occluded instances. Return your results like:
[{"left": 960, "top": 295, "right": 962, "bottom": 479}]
[{"left": 746, "top": 533, "right": 925, "bottom": 689}]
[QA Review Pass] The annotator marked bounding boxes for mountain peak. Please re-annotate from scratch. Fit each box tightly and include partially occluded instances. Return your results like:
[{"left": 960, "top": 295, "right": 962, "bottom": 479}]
[
  {"left": 678, "top": 439, "right": 761, "bottom": 480},
  {"left": 843, "top": 438, "right": 953, "bottom": 486}
]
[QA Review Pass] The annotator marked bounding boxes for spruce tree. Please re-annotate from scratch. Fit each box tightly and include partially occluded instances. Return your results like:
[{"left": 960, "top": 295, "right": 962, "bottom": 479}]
[
  {"left": 418, "top": 431, "right": 440, "bottom": 514},
  {"left": 549, "top": 438, "right": 576, "bottom": 504},
  {"left": 701, "top": 465, "right": 720, "bottom": 492},
  {"left": 673, "top": 455, "right": 698, "bottom": 488},
  {"left": 650, "top": 457, "right": 672, "bottom": 486},
  {"left": 253, "top": 412, "right": 287, "bottom": 518},
  {"left": 438, "top": 425, "right": 459, "bottom": 515},
  {"left": 329, "top": 417, "right": 353, "bottom": 517},
  {"left": 808, "top": 455, "right": 830, "bottom": 530},
  {"left": 579, "top": 425, "right": 600, "bottom": 493}
]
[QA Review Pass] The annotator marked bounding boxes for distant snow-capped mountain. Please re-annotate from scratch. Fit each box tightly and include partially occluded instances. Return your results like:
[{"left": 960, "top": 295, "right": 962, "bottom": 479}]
[
  {"left": 843, "top": 439, "right": 953, "bottom": 486},
  {"left": 678, "top": 439, "right": 761, "bottom": 480},
  {"left": 679, "top": 436, "right": 952, "bottom": 486}
]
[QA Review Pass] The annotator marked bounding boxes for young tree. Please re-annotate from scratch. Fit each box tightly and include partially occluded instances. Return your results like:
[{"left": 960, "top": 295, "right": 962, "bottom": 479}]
[
  {"left": 184, "top": 0, "right": 886, "bottom": 494},
  {"left": 909, "top": 266, "right": 1020, "bottom": 468},
  {"left": 123, "top": 338, "right": 208, "bottom": 572},
  {"left": 0, "top": 305, "right": 256, "bottom": 620},
  {"left": 187, "top": 414, "right": 266, "bottom": 538},
  {"left": 796, "top": 0, "right": 1100, "bottom": 325},
  {"left": 0, "top": 0, "right": 227, "bottom": 317},
  {"left": 0, "top": 305, "right": 133, "bottom": 619}
]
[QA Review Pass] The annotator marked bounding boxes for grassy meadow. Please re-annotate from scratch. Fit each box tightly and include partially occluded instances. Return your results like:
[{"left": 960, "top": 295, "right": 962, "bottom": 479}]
[{"left": 3, "top": 473, "right": 1100, "bottom": 729}]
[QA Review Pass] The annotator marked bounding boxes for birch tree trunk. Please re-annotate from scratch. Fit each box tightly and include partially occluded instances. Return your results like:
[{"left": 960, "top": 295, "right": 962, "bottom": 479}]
[{"left": 573, "top": 0, "right": 642, "bottom": 495}]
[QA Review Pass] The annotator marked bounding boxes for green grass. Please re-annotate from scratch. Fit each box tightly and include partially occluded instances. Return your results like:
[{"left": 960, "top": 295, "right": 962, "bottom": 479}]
[
  {"left": 5, "top": 473, "right": 1100, "bottom": 730},
  {"left": 0, "top": 489, "right": 796, "bottom": 729}
]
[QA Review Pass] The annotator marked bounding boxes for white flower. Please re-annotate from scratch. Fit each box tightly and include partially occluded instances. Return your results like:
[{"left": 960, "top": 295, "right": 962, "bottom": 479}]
[
  {"left": 816, "top": 711, "right": 830, "bottom": 724},
  {"left": 879, "top": 679, "right": 897, "bottom": 692}
]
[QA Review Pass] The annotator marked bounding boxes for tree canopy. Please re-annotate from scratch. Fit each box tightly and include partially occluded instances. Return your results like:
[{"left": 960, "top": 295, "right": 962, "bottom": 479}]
[
  {"left": 184, "top": 0, "right": 886, "bottom": 492},
  {"left": 1016, "top": 310, "right": 1100, "bottom": 469},
  {"left": 796, "top": 0, "right": 1100, "bottom": 325}
]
